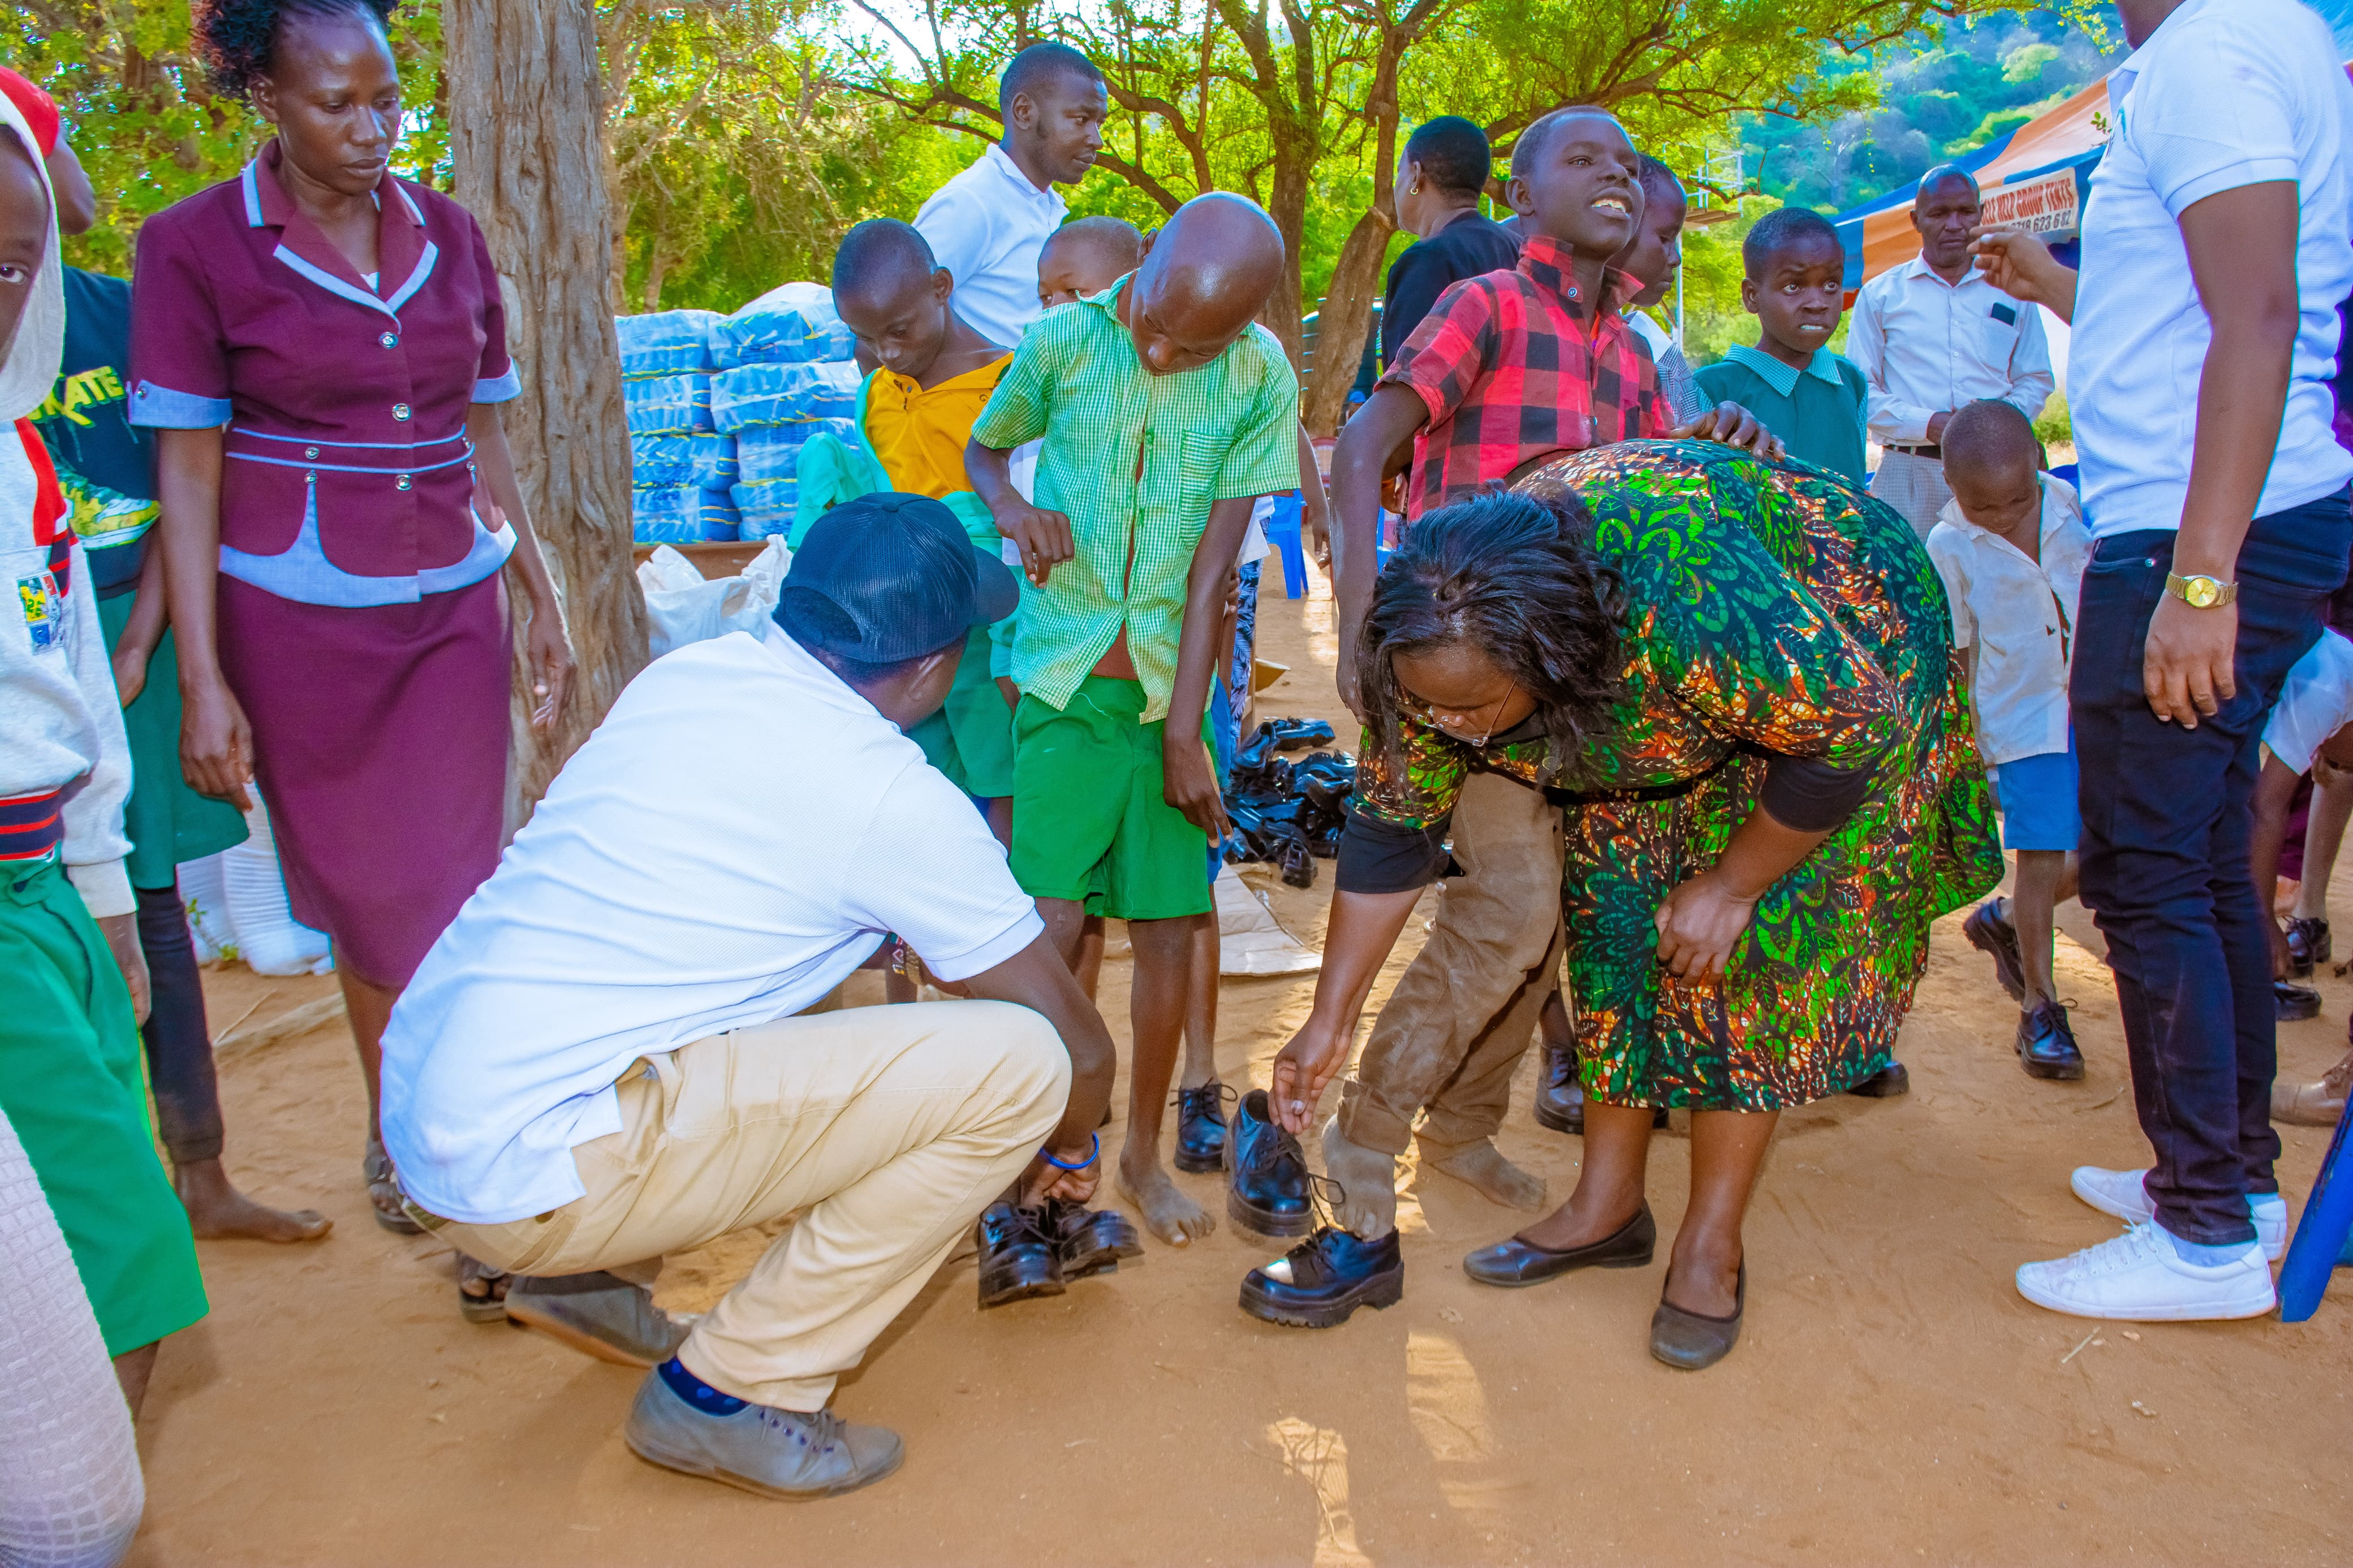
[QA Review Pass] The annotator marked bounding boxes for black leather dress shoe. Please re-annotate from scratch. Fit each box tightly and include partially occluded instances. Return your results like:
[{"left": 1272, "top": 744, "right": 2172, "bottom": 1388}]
[
  {"left": 1045, "top": 1199, "right": 1144, "bottom": 1280},
  {"left": 1239, "top": 1226, "right": 1405, "bottom": 1328},
  {"left": 1225, "top": 1090, "right": 1313, "bottom": 1238},
  {"left": 1173, "top": 1082, "right": 1235, "bottom": 1174},
  {"left": 1462, "top": 1205, "right": 1656, "bottom": 1287},
  {"left": 1963, "top": 900, "right": 2026, "bottom": 1003},
  {"left": 2276, "top": 980, "right": 2322, "bottom": 1022},
  {"left": 1535, "top": 1049, "right": 1667, "bottom": 1134},
  {"left": 977, "top": 1202, "right": 1063, "bottom": 1309},
  {"left": 2016, "top": 1001, "right": 2085, "bottom": 1081},
  {"left": 1650, "top": 1263, "right": 1744, "bottom": 1371},
  {"left": 2286, "top": 915, "right": 2332, "bottom": 978},
  {"left": 1845, "top": 1061, "right": 1911, "bottom": 1098}
]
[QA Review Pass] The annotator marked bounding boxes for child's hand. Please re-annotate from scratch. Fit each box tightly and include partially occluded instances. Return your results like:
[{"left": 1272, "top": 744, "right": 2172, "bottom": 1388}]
[
  {"left": 1673, "top": 401, "right": 1786, "bottom": 463},
  {"left": 1163, "top": 737, "right": 1230, "bottom": 841},
  {"left": 1268, "top": 1017, "right": 1351, "bottom": 1135},
  {"left": 998, "top": 502, "right": 1076, "bottom": 586}
]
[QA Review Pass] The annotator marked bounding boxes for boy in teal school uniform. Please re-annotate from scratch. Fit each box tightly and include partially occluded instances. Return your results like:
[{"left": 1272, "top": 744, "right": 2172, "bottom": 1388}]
[{"left": 1694, "top": 208, "right": 1870, "bottom": 482}]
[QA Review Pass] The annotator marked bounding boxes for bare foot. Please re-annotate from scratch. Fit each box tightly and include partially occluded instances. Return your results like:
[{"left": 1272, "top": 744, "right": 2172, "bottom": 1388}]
[
  {"left": 1423, "top": 1138, "right": 1546, "bottom": 1211},
  {"left": 176, "top": 1159, "right": 332, "bottom": 1242},
  {"left": 1320, "top": 1117, "right": 1398, "bottom": 1238},
  {"left": 1116, "top": 1151, "right": 1216, "bottom": 1246}
]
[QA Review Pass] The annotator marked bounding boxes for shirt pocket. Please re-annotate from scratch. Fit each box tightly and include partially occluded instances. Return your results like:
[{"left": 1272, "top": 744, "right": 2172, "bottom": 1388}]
[{"left": 1178, "top": 430, "right": 1235, "bottom": 511}]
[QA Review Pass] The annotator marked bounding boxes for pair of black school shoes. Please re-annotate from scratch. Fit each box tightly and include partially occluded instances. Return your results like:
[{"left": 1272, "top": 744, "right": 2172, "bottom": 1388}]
[
  {"left": 976, "top": 1199, "right": 1143, "bottom": 1309},
  {"left": 1226, "top": 1090, "right": 1407, "bottom": 1328}
]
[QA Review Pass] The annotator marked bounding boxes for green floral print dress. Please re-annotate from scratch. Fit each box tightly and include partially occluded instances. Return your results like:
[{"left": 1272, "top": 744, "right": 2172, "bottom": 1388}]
[{"left": 1353, "top": 441, "right": 2002, "bottom": 1112}]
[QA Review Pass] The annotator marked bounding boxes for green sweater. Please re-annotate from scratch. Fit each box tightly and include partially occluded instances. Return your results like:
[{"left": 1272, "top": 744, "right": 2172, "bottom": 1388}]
[{"left": 1693, "top": 344, "right": 1869, "bottom": 483}]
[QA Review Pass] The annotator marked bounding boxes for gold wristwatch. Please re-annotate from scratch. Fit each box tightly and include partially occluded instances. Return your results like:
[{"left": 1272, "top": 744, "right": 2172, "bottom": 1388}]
[{"left": 2165, "top": 572, "right": 2237, "bottom": 609}]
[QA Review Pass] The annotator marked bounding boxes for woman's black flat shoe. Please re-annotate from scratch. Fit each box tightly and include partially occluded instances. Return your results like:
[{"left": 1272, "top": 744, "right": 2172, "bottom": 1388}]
[
  {"left": 1649, "top": 1263, "right": 1744, "bottom": 1370},
  {"left": 1462, "top": 1205, "right": 1656, "bottom": 1286}
]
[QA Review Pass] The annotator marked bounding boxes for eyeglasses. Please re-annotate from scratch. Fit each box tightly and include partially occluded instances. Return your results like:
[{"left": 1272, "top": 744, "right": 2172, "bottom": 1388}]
[{"left": 1421, "top": 680, "right": 1521, "bottom": 747}]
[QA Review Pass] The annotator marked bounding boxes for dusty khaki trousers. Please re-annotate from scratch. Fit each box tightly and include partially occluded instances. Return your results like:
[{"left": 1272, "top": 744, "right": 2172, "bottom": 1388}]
[
  {"left": 436, "top": 999, "right": 1067, "bottom": 1411},
  {"left": 1337, "top": 769, "right": 1566, "bottom": 1157},
  {"left": 1869, "top": 449, "right": 1951, "bottom": 543}
]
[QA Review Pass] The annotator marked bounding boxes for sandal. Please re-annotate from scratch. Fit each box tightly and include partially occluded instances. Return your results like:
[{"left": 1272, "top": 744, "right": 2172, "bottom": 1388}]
[
  {"left": 363, "top": 1136, "right": 424, "bottom": 1235},
  {"left": 458, "top": 1254, "right": 512, "bottom": 1324}
]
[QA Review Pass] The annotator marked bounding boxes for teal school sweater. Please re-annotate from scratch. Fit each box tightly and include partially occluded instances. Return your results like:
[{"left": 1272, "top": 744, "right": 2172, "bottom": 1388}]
[{"left": 1693, "top": 344, "right": 1869, "bottom": 483}]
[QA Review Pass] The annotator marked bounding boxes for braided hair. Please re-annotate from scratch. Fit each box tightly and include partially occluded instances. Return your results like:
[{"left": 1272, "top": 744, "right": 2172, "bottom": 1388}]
[
  {"left": 193, "top": 0, "right": 399, "bottom": 100},
  {"left": 1356, "top": 487, "right": 1628, "bottom": 786}
]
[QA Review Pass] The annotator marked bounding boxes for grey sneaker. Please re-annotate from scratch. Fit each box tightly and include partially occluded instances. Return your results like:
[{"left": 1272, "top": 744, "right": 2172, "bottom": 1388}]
[
  {"left": 503, "top": 1272, "right": 692, "bottom": 1367},
  {"left": 623, "top": 1369, "right": 904, "bottom": 1498}
]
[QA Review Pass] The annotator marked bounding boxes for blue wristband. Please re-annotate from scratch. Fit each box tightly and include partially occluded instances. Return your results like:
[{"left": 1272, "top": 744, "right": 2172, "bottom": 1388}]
[{"left": 1039, "top": 1132, "right": 1100, "bottom": 1172}]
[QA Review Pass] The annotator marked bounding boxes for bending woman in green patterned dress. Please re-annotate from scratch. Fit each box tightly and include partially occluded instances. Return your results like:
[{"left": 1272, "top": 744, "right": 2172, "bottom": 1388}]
[{"left": 1248, "top": 442, "right": 1999, "bottom": 1368}]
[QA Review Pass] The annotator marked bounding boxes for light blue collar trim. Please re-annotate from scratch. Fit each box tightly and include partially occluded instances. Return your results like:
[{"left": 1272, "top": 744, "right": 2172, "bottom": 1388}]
[
  {"left": 270, "top": 240, "right": 439, "bottom": 321},
  {"left": 1724, "top": 342, "right": 1842, "bottom": 397},
  {"left": 241, "top": 160, "right": 265, "bottom": 227}
]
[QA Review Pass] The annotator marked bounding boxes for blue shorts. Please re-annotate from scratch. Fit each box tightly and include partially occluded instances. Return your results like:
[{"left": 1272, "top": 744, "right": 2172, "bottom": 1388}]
[{"left": 1993, "top": 745, "right": 2082, "bottom": 854}]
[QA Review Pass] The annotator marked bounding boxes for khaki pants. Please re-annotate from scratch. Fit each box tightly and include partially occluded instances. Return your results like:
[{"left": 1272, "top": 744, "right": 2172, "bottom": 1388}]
[
  {"left": 1869, "top": 448, "right": 1951, "bottom": 543},
  {"left": 436, "top": 1000, "right": 1067, "bottom": 1411},
  {"left": 1337, "top": 770, "right": 1566, "bottom": 1157}
]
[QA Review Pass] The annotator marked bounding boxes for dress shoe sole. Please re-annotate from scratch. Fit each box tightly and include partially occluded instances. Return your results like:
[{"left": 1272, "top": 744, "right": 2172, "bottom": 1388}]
[
  {"left": 1964, "top": 910, "right": 2027, "bottom": 1004},
  {"left": 1239, "top": 1264, "right": 1405, "bottom": 1328},
  {"left": 2019, "top": 1052, "right": 2085, "bottom": 1082},
  {"left": 1532, "top": 1100, "right": 1583, "bottom": 1135},
  {"left": 625, "top": 1431, "right": 902, "bottom": 1500},
  {"left": 1227, "top": 1191, "right": 1316, "bottom": 1239},
  {"left": 505, "top": 1297, "right": 665, "bottom": 1368},
  {"left": 2277, "top": 991, "right": 2322, "bottom": 1022},
  {"left": 978, "top": 1273, "right": 1066, "bottom": 1310},
  {"left": 1173, "top": 1146, "right": 1225, "bottom": 1174}
]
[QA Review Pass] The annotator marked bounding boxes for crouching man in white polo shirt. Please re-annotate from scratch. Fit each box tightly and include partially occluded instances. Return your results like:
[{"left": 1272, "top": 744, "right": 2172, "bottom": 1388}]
[{"left": 378, "top": 494, "right": 1114, "bottom": 1500}]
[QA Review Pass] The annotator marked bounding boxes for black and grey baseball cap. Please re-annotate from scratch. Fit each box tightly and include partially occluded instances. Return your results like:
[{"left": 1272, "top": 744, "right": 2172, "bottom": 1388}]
[{"left": 775, "top": 492, "right": 1019, "bottom": 662}]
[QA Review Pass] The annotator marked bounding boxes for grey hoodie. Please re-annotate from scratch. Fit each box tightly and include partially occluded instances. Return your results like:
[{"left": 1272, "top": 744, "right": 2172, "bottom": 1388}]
[{"left": 0, "top": 94, "right": 132, "bottom": 917}]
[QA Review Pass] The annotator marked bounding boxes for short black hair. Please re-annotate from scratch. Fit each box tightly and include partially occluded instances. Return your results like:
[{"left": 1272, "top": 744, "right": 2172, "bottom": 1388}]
[
  {"left": 1942, "top": 399, "right": 2040, "bottom": 476},
  {"left": 1742, "top": 206, "right": 1841, "bottom": 278},
  {"left": 1358, "top": 487, "right": 1627, "bottom": 794},
  {"left": 777, "top": 588, "right": 946, "bottom": 688},
  {"left": 831, "top": 218, "right": 936, "bottom": 297},
  {"left": 1916, "top": 163, "right": 1981, "bottom": 204},
  {"left": 1041, "top": 214, "right": 1143, "bottom": 272},
  {"left": 1404, "top": 116, "right": 1492, "bottom": 198},
  {"left": 1637, "top": 154, "right": 1683, "bottom": 206},
  {"left": 194, "top": 0, "right": 397, "bottom": 100},
  {"left": 1507, "top": 106, "right": 1620, "bottom": 182},
  {"left": 999, "top": 42, "right": 1102, "bottom": 115}
]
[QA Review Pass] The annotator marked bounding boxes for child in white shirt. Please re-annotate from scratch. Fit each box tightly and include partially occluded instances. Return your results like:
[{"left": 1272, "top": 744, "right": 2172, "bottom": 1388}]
[{"left": 1926, "top": 400, "right": 2091, "bottom": 1079}]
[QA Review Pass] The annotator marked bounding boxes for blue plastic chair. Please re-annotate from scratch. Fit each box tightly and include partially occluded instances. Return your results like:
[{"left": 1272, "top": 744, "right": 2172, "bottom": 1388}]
[
  {"left": 1264, "top": 491, "right": 1308, "bottom": 599},
  {"left": 2278, "top": 1099, "right": 2353, "bottom": 1320}
]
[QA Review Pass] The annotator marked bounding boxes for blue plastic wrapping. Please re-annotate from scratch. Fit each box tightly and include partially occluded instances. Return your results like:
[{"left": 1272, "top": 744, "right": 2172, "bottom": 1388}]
[
  {"left": 632, "top": 483, "right": 704, "bottom": 543},
  {"left": 696, "top": 489, "right": 741, "bottom": 541},
  {"left": 617, "top": 309, "right": 722, "bottom": 378},
  {"left": 712, "top": 288, "right": 857, "bottom": 369},
  {"left": 734, "top": 417, "right": 855, "bottom": 485},
  {"left": 712, "top": 361, "right": 861, "bottom": 433},
  {"left": 624, "top": 373, "right": 714, "bottom": 436},
  {"left": 689, "top": 431, "right": 740, "bottom": 490},
  {"left": 732, "top": 477, "right": 799, "bottom": 540}
]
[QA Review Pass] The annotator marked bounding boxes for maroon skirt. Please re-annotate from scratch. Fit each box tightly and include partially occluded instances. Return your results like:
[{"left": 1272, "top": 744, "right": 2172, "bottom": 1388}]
[{"left": 216, "top": 572, "right": 511, "bottom": 988}]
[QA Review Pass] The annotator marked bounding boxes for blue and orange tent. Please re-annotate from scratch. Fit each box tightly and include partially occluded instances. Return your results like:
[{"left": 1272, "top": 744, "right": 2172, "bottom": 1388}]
[{"left": 1831, "top": 1, "right": 2353, "bottom": 293}]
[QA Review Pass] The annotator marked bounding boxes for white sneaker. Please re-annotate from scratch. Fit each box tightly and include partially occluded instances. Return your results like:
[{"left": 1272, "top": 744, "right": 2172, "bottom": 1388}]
[
  {"left": 2068, "top": 1165, "right": 2286, "bottom": 1261},
  {"left": 2015, "top": 1221, "right": 2276, "bottom": 1321}
]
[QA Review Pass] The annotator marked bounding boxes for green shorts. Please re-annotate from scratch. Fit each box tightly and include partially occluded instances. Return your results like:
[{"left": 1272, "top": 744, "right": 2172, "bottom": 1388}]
[
  {"left": 1010, "top": 675, "right": 1213, "bottom": 921},
  {"left": 907, "top": 624, "right": 1016, "bottom": 800},
  {"left": 0, "top": 858, "right": 208, "bottom": 1355}
]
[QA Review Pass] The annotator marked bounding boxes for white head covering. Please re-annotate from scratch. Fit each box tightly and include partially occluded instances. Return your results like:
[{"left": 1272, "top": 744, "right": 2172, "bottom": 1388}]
[{"left": 0, "top": 90, "right": 63, "bottom": 425}]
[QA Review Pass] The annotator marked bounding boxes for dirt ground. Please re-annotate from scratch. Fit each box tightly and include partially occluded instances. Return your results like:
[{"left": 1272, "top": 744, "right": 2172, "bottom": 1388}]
[{"left": 129, "top": 568, "right": 2352, "bottom": 1567}]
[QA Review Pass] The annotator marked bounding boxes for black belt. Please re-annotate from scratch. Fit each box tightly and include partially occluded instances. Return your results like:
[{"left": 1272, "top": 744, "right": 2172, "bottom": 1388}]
[{"left": 1884, "top": 443, "right": 1942, "bottom": 458}]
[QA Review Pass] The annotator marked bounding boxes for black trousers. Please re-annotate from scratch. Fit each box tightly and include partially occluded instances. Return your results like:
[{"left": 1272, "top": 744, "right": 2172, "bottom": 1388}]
[
  {"left": 2074, "top": 490, "right": 2352, "bottom": 1244},
  {"left": 136, "top": 879, "right": 224, "bottom": 1167}
]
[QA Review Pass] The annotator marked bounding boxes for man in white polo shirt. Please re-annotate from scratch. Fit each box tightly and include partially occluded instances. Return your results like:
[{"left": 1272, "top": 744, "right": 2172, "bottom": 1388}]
[
  {"left": 378, "top": 494, "right": 1114, "bottom": 1498},
  {"left": 913, "top": 42, "right": 1106, "bottom": 347},
  {"left": 1850, "top": 163, "right": 2055, "bottom": 540},
  {"left": 1975, "top": 0, "right": 2353, "bottom": 1322}
]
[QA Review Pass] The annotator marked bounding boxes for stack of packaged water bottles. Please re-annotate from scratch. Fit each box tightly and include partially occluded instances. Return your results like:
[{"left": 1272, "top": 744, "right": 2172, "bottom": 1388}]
[
  {"left": 620, "top": 309, "right": 740, "bottom": 544},
  {"left": 710, "top": 283, "right": 861, "bottom": 541}
]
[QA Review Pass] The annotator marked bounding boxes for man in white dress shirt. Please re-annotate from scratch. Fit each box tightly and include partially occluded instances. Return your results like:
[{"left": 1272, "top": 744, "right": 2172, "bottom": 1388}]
[
  {"left": 1849, "top": 163, "right": 2055, "bottom": 539},
  {"left": 913, "top": 42, "right": 1107, "bottom": 348}
]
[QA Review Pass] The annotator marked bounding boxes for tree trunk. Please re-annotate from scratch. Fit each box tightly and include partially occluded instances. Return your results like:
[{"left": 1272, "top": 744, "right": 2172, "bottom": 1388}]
[
  {"left": 445, "top": 0, "right": 648, "bottom": 820},
  {"left": 1299, "top": 206, "right": 1394, "bottom": 436},
  {"left": 1263, "top": 152, "right": 1309, "bottom": 373}
]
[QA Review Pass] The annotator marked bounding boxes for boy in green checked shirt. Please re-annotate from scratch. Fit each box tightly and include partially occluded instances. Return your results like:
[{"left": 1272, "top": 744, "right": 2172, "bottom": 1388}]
[{"left": 967, "top": 194, "right": 1296, "bottom": 1246}]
